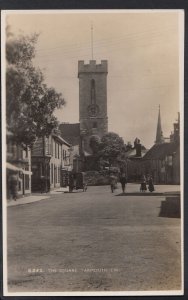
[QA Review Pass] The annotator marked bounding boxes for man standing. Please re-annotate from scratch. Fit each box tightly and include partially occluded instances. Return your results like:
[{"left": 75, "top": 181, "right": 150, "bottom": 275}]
[{"left": 119, "top": 173, "right": 127, "bottom": 193}]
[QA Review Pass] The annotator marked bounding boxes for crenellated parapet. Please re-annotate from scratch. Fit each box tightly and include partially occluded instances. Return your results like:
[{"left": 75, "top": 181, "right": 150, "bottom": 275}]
[{"left": 78, "top": 60, "right": 108, "bottom": 76}]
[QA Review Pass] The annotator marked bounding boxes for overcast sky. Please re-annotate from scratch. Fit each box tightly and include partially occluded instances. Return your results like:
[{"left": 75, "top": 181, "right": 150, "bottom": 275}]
[{"left": 5, "top": 10, "right": 183, "bottom": 148}]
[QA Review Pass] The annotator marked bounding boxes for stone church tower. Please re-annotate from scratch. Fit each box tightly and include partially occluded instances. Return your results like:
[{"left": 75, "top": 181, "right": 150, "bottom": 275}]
[{"left": 78, "top": 60, "right": 108, "bottom": 154}]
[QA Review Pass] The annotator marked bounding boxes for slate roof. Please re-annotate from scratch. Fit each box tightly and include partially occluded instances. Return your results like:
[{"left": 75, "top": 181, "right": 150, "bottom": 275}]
[
  {"left": 52, "top": 132, "right": 71, "bottom": 147},
  {"left": 59, "top": 123, "right": 80, "bottom": 146},
  {"left": 142, "top": 142, "right": 179, "bottom": 160}
]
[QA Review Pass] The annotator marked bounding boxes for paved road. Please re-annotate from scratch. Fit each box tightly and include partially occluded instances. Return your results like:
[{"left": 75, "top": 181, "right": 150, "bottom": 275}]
[{"left": 6, "top": 185, "right": 182, "bottom": 294}]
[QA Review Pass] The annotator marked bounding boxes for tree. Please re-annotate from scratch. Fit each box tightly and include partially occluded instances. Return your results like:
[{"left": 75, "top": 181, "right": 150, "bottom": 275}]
[
  {"left": 6, "top": 32, "right": 65, "bottom": 147},
  {"left": 99, "top": 132, "right": 126, "bottom": 166}
]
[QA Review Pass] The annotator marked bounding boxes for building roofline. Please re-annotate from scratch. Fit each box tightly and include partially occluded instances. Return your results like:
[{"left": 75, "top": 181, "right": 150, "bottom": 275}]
[{"left": 52, "top": 133, "right": 71, "bottom": 147}]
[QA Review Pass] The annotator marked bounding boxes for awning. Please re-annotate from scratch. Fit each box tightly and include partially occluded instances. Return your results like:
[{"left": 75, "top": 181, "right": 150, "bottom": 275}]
[
  {"left": 22, "top": 170, "right": 33, "bottom": 175},
  {"left": 6, "top": 163, "right": 32, "bottom": 175},
  {"left": 6, "top": 162, "right": 21, "bottom": 171}
]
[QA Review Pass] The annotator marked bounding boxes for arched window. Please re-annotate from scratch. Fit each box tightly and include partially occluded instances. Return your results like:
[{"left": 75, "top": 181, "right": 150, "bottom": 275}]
[{"left": 91, "top": 79, "right": 96, "bottom": 104}]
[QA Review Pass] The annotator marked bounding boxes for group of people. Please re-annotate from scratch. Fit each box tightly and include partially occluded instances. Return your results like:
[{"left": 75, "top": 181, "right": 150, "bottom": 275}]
[
  {"left": 140, "top": 174, "right": 154, "bottom": 192},
  {"left": 109, "top": 172, "right": 155, "bottom": 193},
  {"left": 109, "top": 172, "right": 127, "bottom": 193}
]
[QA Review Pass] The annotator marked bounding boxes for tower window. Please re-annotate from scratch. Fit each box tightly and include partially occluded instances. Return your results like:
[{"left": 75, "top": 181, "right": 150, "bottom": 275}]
[{"left": 91, "top": 79, "right": 96, "bottom": 104}]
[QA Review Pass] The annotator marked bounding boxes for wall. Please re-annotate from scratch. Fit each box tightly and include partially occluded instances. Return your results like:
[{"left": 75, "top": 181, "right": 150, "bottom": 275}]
[{"left": 173, "top": 147, "right": 180, "bottom": 184}]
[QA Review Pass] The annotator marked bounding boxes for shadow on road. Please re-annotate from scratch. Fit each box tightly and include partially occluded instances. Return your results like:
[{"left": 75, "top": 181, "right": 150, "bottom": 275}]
[
  {"left": 159, "top": 195, "right": 181, "bottom": 218},
  {"left": 115, "top": 192, "right": 164, "bottom": 196}
]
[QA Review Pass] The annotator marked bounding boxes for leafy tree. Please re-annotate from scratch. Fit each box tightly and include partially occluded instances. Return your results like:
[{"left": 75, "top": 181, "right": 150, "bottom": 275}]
[
  {"left": 6, "top": 32, "right": 65, "bottom": 147},
  {"left": 99, "top": 132, "right": 126, "bottom": 166}
]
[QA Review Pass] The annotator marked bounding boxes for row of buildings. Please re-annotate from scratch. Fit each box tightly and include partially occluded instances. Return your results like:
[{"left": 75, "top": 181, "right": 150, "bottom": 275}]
[
  {"left": 126, "top": 108, "right": 180, "bottom": 184},
  {"left": 6, "top": 60, "right": 180, "bottom": 198},
  {"left": 6, "top": 128, "right": 76, "bottom": 197},
  {"left": 6, "top": 106, "right": 180, "bottom": 198}
]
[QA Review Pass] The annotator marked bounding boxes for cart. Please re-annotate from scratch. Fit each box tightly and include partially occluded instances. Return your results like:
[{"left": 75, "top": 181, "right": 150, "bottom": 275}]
[{"left": 69, "top": 172, "right": 87, "bottom": 192}]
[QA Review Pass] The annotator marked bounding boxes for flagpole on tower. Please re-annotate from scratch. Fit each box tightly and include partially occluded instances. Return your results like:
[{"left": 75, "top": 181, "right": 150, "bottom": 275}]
[{"left": 91, "top": 23, "right": 94, "bottom": 60}]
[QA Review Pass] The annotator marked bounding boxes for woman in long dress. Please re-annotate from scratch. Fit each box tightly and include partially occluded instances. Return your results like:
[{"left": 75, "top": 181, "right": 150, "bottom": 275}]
[{"left": 148, "top": 176, "right": 154, "bottom": 192}]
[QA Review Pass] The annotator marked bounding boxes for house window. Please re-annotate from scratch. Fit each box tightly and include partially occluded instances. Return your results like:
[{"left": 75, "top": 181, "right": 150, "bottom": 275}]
[
  {"left": 60, "top": 145, "right": 62, "bottom": 161},
  {"left": 58, "top": 167, "right": 60, "bottom": 182},
  {"left": 58, "top": 143, "right": 60, "bottom": 159},
  {"left": 93, "top": 122, "right": 97, "bottom": 128},
  {"left": 25, "top": 147, "right": 28, "bottom": 158},
  {"left": 51, "top": 139, "right": 53, "bottom": 156},
  {"left": 55, "top": 142, "right": 57, "bottom": 158},
  {"left": 46, "top": 137, "right": 51, "bottom": 155}
]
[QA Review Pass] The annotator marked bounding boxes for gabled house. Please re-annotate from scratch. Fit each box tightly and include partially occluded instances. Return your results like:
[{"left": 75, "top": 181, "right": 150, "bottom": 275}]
[
  {"left": 31, "top": 130, "right": 71, "bottom": 192},
  {"left": 142, "top": 142, "right": 180, "bottom": 184},
  {"left": 59, "top": 123, "right": 82, "bottom": 172}
]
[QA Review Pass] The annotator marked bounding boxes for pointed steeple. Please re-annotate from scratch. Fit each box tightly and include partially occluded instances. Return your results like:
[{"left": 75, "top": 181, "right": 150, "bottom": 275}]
[{"left": 155, "top": 105, "right": 164, "bottom": 144}]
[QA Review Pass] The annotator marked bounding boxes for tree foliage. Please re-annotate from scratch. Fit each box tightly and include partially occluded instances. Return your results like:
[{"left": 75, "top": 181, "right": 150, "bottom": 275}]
[
  {"left": 98, "top": 132, "right": 126, "bottom": 166},
  {"left": 6, "top": 33, "right": 65, "bottom": 147}
]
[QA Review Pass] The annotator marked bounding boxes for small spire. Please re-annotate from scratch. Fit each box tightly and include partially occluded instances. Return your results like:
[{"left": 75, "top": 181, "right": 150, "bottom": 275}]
[{"left": 155, "top": 105, "right": 164, "bottom": 144}]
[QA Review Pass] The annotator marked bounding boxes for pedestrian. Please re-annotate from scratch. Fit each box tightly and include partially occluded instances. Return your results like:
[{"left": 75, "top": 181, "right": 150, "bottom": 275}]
[
  {"left": 119, "top": 172, "right": 127, "bottom": 193},
  {"left": 140, "top": 174, "right": 147, "bottom": 192},
  {"left": 148, "top": 175, "right": 154, "bottom": 192},
  {"left": 109, "top": 173, "right": 117, "bottom": 193},
  {"left": 9, "top": 173, "right": 18, "bottom": 201},
  {"left": 40, "top": 176, "right": 45, "bottom": 193},
  {"left": 69, "top": 173, "right": 75, "bottom": 193}
]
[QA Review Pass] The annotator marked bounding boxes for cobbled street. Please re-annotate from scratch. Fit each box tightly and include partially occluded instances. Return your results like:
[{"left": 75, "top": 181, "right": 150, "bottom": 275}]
[{"left": 6, "top": 184, "right": 181, "bottom": 294}]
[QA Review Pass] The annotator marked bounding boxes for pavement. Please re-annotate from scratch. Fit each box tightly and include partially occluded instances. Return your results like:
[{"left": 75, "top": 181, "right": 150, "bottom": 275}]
[
  {"left": 7, "top": 187, "right": 69, "bottom": 207},
  {"left": 7, "top": 184, "right": 181, "bottom": 207}
]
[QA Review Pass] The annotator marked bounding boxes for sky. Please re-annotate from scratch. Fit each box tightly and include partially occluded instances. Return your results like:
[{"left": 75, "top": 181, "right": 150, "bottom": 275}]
[{"left": 5, "top": 10, "right": 183, "bottom": 148}]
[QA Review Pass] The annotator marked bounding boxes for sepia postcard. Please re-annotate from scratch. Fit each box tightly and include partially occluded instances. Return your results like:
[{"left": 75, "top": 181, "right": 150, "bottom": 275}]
[{"left": 1, "top": 9, "right": 184, "bottom": 296}]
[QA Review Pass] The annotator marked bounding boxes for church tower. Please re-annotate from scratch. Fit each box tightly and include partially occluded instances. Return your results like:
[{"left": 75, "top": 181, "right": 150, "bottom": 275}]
[
  {"left": 155, "top": 105, "right": 164, "bottom": 144},
  {"left": 78, "top": 60, "right": 108, "bottom": 153}
]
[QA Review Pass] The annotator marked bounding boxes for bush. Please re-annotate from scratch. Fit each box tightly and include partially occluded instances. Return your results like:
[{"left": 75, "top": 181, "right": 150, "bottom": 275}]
[{"left": 85, "top": 170, "right": 111, "bottom": 186}]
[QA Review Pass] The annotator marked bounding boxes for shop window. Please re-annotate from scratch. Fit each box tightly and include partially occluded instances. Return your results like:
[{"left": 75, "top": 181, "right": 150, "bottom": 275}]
[{"left": 25, "top": 175, "right": 30, "bottom": 190}]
